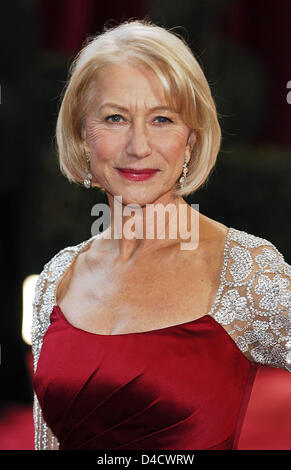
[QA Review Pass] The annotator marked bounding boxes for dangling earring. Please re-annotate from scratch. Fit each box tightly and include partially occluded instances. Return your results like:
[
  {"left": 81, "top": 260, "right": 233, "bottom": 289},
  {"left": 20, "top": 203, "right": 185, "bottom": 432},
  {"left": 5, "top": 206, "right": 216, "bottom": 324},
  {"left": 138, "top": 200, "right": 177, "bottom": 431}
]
[
  {"left": 83, "top": 151, "right": 92, "bottom": 189},
  {"left": 179, "top": 155, "right": 189, "bottom": 188}
]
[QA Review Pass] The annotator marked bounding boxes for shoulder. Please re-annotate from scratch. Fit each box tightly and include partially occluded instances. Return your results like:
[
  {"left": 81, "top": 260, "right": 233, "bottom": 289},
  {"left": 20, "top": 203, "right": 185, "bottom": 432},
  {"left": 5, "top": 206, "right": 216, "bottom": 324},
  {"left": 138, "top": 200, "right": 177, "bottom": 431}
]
[
  {"left": 211, "top": 227, "right": 291, "bottom": 371},
  {"left": 35, "top": 236, "right": 96, "bottom": 292},
  {"left": 225, "top": 226, "right": 289, "bottom": 276}
]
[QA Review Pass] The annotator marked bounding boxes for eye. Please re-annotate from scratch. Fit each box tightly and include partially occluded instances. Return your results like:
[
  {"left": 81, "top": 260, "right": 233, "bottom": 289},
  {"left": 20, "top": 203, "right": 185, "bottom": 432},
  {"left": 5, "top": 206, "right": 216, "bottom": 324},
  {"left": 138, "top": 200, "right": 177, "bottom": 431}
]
[
  {"left": 154, "top": 116, "right": 173, "bottom": 124},
  {"left": 105, "top": 114, "right": 125, "bottom": 123}
]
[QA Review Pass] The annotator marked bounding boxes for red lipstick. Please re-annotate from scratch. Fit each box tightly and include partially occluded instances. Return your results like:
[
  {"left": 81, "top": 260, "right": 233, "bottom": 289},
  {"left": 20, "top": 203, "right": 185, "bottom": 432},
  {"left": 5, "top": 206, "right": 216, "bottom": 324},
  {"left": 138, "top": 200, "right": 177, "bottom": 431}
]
[{"left": 116, "top": 168, "right": 159, "bottom": 181}]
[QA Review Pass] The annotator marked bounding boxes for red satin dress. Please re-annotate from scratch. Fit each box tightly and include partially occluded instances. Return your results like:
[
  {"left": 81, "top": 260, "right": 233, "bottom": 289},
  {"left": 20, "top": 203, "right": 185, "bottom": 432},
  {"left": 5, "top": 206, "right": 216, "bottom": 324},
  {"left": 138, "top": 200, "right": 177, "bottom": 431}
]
[{"left": 33, "top": 305, "right": 258, "bottom": 450}]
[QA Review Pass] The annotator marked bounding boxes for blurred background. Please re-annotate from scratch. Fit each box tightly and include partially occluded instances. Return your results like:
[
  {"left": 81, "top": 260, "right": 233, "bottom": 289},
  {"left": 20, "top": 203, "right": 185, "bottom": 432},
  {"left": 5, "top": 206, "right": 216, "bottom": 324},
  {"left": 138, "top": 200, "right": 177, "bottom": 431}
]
[{"left": 0, "top": 0, "right": 290, "bottom": 450}]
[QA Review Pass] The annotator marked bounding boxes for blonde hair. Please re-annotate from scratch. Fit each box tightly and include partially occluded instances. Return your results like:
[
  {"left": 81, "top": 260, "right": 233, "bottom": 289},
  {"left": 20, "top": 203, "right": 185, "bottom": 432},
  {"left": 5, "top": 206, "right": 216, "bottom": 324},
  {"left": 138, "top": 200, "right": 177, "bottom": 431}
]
[{"left": 55, "top": 18, "right": 221, "bottom": 196}]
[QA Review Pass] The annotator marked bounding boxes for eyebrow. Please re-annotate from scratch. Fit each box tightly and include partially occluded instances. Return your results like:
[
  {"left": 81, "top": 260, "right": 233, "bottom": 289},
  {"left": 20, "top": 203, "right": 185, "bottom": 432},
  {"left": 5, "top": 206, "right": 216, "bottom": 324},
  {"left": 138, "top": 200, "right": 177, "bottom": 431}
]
[{"left": 98, "top": 102, "right": 174, "bottom": 113}]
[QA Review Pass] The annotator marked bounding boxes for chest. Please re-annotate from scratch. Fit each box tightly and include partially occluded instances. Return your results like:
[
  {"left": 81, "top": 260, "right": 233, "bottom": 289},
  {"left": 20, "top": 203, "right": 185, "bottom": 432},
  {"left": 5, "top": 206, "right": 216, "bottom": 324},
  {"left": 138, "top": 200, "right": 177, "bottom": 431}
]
[{"left": 56, "top": 249, "right": 221, "bottom": 335}]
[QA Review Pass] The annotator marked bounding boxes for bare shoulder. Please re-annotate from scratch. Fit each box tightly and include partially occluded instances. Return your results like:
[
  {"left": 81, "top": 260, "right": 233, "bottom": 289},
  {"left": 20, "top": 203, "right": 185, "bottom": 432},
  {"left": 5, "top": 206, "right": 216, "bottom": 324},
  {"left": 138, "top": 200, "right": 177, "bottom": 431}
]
[
  {"left": 56, "top": 231, "right": 119, "bottom": 301},
  {"left": 55, "top": 237, "right": 101, "bottom": 303},
  {"left": 197, "top": 212, "right": 229, "bottom": 247}
]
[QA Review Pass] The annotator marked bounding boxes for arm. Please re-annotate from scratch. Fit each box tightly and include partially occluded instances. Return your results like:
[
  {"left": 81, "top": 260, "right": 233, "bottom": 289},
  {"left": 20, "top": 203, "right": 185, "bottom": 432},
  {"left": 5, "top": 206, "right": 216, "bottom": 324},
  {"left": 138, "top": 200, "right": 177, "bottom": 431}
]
[
  {"left": 238, "top": 242, "right": 291, "bottom": 370},
  {"left": 211, "top": 229, "right": 291, "bottom": 371},
  {"left": 30, "top": 236, "right": 95, "bottom": 449},
  {"left": 31, "top": 261, "right": 61, "bottom": 450},
  {"left": 33, "top": 393, "right": 59, "bottom": 450}
]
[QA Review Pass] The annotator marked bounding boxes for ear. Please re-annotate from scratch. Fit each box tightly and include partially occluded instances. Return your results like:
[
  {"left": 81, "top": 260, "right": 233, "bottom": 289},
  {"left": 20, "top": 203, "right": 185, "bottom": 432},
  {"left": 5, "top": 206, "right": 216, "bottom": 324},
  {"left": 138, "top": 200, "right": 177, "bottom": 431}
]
[
  {"left": 81, "top": 130, "right": 90, "bottom": 154},
  {"left": 81, "top": 120, "right": 90, "bottom": 150},
  {"left": 83, "top": 143, "right": 90, "bottom": 155},
  {"left": 187, "top": 130, "right": 197, "bottom": 153}
]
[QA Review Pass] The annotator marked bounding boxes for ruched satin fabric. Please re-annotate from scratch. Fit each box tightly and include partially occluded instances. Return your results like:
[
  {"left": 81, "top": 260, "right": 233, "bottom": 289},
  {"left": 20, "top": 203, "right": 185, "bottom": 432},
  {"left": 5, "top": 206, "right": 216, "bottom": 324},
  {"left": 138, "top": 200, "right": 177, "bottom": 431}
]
[{"left": 33, "top": 306, "right": 258, "bottom": 450}]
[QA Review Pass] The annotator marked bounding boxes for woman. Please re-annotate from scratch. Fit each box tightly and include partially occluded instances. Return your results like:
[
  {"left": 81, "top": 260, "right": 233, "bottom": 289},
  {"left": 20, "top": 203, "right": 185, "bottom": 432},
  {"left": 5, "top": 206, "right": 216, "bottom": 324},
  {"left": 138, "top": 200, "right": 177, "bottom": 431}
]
[{"left": 32, "top": 19, "right": 291, "bottom": 451}]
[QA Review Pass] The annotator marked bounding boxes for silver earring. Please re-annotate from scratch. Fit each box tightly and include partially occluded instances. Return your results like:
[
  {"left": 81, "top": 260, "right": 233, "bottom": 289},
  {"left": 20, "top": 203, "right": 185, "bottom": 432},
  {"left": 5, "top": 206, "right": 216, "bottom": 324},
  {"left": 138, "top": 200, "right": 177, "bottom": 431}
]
[
  {"left": 179, "top": 155, "right": 189, "bottom": 188},
  {"left": 83, "top": 151, "right": 92, "bottom": 189}
]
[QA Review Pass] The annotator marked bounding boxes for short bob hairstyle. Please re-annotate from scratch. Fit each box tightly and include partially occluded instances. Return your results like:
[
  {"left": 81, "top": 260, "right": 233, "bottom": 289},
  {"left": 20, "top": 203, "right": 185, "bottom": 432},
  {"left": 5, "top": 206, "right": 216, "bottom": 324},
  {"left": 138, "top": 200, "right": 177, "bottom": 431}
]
[{"left": 56, "top": 18, "right": 221, "bottom": 197}]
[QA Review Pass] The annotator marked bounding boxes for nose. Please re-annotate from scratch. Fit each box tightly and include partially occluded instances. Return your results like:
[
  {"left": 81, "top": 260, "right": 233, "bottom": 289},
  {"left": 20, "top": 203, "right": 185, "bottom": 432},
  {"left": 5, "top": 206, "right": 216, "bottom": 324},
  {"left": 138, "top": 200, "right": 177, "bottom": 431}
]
[{"left": 126, "top": 122, "right": 152, "bottom": 158}]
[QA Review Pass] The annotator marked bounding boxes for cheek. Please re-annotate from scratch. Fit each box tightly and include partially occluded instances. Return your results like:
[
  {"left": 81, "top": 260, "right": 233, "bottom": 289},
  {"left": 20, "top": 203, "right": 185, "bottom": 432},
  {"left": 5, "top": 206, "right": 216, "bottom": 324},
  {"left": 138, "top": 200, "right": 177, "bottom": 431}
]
[
  {"left": 86, "top": 123, "right": 122, "bottom": 159},
  {"left": 156, "top": 130, "right": 188, "bottom": 158}
]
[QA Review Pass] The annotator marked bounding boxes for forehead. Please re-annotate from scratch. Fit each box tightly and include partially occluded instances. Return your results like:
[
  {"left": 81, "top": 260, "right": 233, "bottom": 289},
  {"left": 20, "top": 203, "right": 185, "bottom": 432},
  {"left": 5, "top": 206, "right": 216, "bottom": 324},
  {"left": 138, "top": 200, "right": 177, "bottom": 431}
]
[{"left": 89, "top": 62, "right": 174, "bottom": 110}]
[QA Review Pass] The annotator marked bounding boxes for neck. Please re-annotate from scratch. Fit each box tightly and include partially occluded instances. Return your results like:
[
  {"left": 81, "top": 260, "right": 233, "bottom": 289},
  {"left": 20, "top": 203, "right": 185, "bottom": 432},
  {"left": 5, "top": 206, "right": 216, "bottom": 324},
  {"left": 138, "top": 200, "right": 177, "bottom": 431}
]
[{"left": 99, "top": 192, "right": 200, "bottom": 261}]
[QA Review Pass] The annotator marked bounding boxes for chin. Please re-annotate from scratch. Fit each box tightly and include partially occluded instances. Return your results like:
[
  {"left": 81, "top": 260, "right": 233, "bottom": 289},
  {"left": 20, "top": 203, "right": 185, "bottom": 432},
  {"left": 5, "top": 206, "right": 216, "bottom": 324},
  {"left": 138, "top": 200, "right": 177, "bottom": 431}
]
[{"left": 117, "top": 190, "right": 160, "bottom": 208}]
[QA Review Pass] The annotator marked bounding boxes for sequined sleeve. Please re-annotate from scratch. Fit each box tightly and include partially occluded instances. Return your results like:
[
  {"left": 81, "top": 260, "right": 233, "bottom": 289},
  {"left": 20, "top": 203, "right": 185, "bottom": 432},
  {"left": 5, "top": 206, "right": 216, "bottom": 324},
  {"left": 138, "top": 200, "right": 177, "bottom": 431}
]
[
  {"left": 31, "top": 263, "right": 60, "bottom": 450},
  {"left": 209, "top": 228, "right": 291, "bottom": 371},
  {"left": 31, "top": 236, "right": 96, "bottom": 450}
]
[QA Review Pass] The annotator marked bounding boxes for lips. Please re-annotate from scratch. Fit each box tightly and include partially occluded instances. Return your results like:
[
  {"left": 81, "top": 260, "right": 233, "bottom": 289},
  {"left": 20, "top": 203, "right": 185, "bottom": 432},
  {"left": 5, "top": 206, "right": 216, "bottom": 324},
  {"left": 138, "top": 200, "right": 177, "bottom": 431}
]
[
  {"left": 115, "top": 168, "right": 159, "bottom": 181},
  {"left": 116, "top": 168, "right": 159, "bottom": 174}
]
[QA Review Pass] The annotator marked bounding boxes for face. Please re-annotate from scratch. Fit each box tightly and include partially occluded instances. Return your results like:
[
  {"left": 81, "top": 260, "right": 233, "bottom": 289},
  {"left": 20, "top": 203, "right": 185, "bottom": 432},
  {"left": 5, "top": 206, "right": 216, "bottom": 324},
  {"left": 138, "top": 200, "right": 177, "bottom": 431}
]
[{"left": 83, "top": 62, "right": 196, "bottom": 207}]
